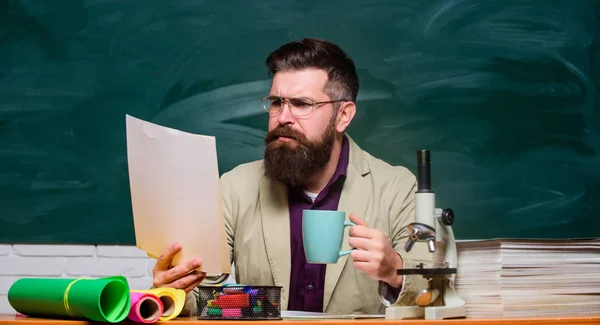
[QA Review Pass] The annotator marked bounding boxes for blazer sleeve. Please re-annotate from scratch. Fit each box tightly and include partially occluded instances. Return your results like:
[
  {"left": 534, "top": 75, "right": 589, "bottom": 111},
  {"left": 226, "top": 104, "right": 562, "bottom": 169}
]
[{"left": 378, "top": 167, "right": 431, "bottom": 307}]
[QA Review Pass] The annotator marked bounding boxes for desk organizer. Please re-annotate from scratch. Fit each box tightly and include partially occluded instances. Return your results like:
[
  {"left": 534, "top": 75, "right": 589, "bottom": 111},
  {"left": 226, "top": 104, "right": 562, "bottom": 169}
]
[{"left": 197, "top": 285, "right": 282, "bottom": 320}]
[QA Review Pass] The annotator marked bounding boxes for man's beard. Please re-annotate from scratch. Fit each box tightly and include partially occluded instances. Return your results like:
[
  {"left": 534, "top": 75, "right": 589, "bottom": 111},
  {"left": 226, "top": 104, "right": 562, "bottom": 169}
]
[{"left": 263, "top": 118, "right": 336, "bottom": 188}]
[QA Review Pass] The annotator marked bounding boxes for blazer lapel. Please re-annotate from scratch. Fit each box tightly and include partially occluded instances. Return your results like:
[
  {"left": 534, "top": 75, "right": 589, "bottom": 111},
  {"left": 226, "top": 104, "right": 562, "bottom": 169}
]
[
  {"left": 323, "top": 137, "right": 372, "bottom": 311},
  {"left": 259, "top": 176, "right": 292, "bottom": 310}
]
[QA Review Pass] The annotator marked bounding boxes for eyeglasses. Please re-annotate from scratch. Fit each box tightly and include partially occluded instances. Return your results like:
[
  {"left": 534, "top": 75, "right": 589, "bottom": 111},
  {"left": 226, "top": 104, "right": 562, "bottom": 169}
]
[{"left": 261, "top": 96, "right": 349, "bottom": 117}]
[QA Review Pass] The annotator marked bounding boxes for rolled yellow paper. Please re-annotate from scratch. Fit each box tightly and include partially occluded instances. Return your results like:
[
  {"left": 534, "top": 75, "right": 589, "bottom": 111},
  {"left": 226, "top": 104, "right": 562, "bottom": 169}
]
[{"left": 131, "top": 288, "right": 186, "bottom": 321}]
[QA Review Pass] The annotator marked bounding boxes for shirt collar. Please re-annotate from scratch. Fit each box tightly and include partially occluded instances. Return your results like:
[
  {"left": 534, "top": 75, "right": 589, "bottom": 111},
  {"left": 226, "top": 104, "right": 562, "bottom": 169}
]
[{"left": 326, "top": 134, "right": 350, "bottom": 188}]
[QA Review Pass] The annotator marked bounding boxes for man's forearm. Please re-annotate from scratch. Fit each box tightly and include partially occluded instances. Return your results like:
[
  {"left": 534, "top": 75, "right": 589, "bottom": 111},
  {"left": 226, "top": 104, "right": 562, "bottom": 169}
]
[
  {"left": 181, "top": 288, "right": 199, "bottom": 316},
  {"left": 382, "top": 252, "right": 404, "bottom": 288}
]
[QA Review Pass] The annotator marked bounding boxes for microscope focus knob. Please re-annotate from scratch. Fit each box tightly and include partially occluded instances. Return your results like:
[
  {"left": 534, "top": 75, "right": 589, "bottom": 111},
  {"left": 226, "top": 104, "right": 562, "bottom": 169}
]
[{"left": 441, "top": 208, "right": 454, "bottom": 226}]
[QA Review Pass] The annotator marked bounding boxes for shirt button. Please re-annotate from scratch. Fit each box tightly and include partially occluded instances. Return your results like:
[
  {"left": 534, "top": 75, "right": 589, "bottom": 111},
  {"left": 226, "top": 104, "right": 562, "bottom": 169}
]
[{"left": 307, "top": 284, "right": 314, "bottom": 291}]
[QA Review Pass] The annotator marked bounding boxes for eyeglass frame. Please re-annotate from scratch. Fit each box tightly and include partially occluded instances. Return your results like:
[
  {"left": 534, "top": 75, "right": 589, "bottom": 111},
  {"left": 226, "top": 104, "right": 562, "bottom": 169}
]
[{"left": 261, "top": 95, "right": 350, "bottom": 117}]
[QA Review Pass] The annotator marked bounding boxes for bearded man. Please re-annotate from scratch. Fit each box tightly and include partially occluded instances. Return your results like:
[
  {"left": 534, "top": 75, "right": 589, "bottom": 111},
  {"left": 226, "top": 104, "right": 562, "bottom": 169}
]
[{"left": 150, "top": 38, "right": 427, "bottom": 315}]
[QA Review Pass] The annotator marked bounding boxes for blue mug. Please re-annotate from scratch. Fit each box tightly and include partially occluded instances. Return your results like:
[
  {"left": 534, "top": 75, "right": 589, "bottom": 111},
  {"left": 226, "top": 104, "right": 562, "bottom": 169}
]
[{"left": 302, "top": 210, "right": 356, "bottom": 264}]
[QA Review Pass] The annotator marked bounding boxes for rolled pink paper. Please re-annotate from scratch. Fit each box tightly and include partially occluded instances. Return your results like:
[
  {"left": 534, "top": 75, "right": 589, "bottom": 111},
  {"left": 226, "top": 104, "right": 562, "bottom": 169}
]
[{"left": 128, "top": 291, "right": 164, "bottom": 323}]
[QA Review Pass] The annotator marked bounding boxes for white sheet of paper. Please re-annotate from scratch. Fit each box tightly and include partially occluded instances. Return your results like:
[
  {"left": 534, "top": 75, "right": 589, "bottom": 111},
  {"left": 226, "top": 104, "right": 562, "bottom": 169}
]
[
  {"left": 281, "top": 311, "right": 385, "bottom": 319},
  {"left": 125, "top": 114, "right": 230, "bottom": 275}
]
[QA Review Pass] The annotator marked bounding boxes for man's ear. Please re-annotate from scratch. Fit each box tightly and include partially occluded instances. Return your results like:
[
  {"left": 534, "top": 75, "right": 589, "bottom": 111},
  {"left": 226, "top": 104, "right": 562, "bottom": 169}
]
[{"left": 335, "top": 101, "right": 356, "bottom": 133}]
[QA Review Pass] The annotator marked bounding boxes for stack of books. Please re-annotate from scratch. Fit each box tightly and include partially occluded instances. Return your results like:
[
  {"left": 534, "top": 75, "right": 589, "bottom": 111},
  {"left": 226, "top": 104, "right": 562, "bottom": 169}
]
[{"left": 454, "top": 239, "right": 600, "bottom": 318}]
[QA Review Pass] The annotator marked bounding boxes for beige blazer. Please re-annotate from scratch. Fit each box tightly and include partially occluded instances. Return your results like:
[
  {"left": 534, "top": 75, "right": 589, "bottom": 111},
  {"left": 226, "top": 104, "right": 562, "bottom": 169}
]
[{"left": 184, "top": 135, "right": 430, "bottom": 315}]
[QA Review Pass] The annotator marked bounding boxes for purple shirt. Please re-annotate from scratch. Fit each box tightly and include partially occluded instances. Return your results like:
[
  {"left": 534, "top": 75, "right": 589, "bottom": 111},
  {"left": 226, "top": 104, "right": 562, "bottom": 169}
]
[{"left": 287, "top": 136, "right": 350, "bottom": 312}]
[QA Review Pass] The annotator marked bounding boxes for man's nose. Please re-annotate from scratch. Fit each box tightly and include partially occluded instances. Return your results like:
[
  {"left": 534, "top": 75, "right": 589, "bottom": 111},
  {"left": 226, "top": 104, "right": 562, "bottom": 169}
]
[{"left": 277, "top": 101, "right": 295, "bottom": 125}]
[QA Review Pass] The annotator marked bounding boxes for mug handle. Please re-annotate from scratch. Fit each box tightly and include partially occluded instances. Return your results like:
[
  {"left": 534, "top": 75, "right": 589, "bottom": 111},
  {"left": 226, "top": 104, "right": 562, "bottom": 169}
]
[{"left": 338, "top": 220, "right": 356, "bottom": 257}]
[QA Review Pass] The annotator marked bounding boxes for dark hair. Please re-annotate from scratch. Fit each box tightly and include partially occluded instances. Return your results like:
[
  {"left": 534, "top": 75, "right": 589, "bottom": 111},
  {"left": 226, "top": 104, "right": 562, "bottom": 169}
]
[{"left": 265, "top": 38, "right": 359, "bottom": 102}]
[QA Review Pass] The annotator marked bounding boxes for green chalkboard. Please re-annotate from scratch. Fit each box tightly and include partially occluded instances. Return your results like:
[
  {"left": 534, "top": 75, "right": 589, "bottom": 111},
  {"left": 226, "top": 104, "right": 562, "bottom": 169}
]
[{"left": 1, "top": 0, "right": 599, "bottom": 244}]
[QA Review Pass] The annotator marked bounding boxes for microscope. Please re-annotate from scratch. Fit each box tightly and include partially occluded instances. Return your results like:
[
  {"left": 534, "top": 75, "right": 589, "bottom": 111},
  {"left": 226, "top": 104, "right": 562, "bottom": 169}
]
[{"left": 385, "top": 150, "right": 466, "bottom": 320}]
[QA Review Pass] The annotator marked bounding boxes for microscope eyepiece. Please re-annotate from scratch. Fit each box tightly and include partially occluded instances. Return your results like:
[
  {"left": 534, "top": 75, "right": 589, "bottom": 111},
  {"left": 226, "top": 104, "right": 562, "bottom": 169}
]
[{"left": 417, "top": 150, "right": 433, "bottom": 193}]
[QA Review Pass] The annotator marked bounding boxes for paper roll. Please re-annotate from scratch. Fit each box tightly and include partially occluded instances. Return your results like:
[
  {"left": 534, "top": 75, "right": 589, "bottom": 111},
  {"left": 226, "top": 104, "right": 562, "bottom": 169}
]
[
  {"left": 128, "top": 292, "right": 163, "bottom": 323},
  {"left": 131, "top": 288, "right": 186, "bottom": 321},
  {"left": 8, "top": 276, "right": 130, "bottom": 323}
]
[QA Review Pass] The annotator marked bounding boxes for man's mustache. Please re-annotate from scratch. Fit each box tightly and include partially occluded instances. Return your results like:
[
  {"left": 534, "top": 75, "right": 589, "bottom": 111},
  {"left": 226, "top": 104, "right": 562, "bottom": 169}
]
[{"left": 265, "top": 126, "right": 307, "bottom": 144}]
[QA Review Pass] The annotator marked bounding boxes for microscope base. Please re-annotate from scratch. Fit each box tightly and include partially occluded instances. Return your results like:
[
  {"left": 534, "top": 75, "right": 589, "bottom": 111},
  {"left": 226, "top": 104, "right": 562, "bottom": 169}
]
[
  {"left": 385, "top": 306, "right": 424, "bottom": 320},
  {"left": 425, "top": 304, "right": 466, "bottom": 320},
  {"left": 385, "top": 305, "right": 466, "bottom": 320}
]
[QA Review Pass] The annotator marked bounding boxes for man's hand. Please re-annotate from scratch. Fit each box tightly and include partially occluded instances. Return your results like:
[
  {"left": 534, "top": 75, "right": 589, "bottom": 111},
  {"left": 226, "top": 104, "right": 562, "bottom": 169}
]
[
  {"left": 152, "top": 242, "right": 207, "bottom": 293},
  {"left": 348, "top": 213, "right": 404, "bottom": 288}
]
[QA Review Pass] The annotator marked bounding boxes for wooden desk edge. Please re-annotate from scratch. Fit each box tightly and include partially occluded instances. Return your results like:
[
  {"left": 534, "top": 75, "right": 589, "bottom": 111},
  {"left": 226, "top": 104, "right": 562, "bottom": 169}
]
[{"left": 1, "top": 314, "right": 599, "bottom": 325}]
